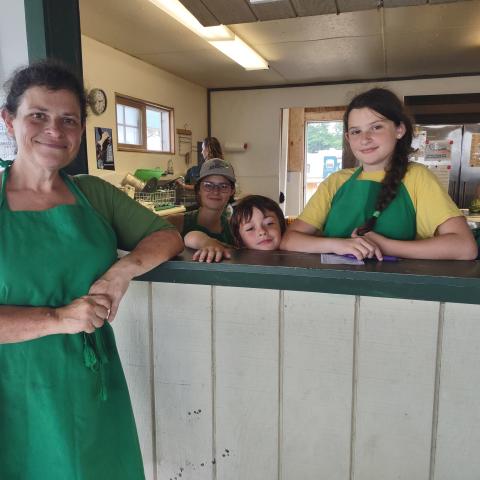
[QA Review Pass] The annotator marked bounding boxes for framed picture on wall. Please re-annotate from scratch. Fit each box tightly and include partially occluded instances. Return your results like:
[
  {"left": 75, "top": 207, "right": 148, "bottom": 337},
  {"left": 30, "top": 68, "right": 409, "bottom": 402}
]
[{"left": 95, "top": 127, "right": 115, "bottom": 170}]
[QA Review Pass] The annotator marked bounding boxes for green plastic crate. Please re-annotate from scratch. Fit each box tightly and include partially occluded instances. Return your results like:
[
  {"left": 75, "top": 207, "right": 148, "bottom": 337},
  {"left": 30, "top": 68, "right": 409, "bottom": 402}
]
[{"left": 133, "top": 168, "right": 165, "bottom": 181}]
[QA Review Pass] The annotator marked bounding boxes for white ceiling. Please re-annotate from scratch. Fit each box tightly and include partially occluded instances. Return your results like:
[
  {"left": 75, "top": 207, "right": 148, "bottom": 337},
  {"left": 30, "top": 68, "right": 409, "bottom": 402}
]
[{"left": 79, "top": 0, "right": 480, "bottom": 89}]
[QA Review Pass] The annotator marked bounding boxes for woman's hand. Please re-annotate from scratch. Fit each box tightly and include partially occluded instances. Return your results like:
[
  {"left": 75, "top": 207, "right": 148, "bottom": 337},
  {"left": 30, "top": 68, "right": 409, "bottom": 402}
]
[
  {"left": 88, "top": 271, "right": 130, "bottom": 323},
  {"left": 89, "top": 229, "right": 183, "bottom": 322},
  {"left": 56, "top": 294, "right": 111, "bottom": 334},
  {"left": 192, "top": 243, "right": 232, "bottom": 263}
]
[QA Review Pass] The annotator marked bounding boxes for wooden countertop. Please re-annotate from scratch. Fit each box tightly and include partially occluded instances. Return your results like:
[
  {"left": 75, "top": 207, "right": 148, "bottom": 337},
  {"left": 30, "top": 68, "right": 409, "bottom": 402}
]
[{"left": 137, "top": 249, "right": 480, "bottom": 305}]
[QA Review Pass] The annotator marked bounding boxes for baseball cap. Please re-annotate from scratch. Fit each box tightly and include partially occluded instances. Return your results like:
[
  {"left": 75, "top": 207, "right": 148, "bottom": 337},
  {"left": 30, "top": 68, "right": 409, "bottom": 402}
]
[{"left": 198, "top": 158, "right": 236, "bottom": 183}]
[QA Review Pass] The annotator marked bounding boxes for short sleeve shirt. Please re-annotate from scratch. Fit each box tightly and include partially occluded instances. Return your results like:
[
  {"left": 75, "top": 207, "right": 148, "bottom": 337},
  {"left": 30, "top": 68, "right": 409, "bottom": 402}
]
[
  {"left": 298, "top": 162, "right": 462, "bottom": 239},
  {"left": 72, "top": 175, "right": 175, "bottom": 251}
]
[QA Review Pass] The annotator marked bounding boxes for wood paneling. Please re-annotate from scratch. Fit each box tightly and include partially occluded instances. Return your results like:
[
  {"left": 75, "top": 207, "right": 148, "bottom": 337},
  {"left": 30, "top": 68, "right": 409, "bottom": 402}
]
[
  {"left": 115, "top": 281, "right": 480, "bottom": 480},
  {"left": 282, "top": 291, "right": 354, "bottom": 480},
  {"left": 288, "top": 107, "right": 305, "bottom": 172},
  {"left": 152, "top": 283, "right": 214, "bottom": 480},
  {"left": 114, "top": 282, "right": 155, "bottom": 479},
  {"left": 354, "top": 297, "right": 438, "bottom": 480},
  {"left": 434, "top": 302, "right": 480, "bottom": 480},
  {"left": 215, "top": 286, "right": 280, "bottom": 480}
]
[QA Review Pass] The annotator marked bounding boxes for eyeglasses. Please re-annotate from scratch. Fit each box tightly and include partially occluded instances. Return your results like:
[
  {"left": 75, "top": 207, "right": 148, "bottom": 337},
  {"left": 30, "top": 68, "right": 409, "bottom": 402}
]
[{"left": 200, "top": 181, "right": 232, "bottom": 193}]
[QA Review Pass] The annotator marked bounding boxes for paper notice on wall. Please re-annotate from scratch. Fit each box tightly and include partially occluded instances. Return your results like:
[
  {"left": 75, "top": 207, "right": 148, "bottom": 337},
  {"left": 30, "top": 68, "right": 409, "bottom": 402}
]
[
  {"left": 427, "top": 164, "right": 451, "bottom": 192},
  {"left": 412, "top": 130, "right": 427, "bottom": 157},
  {"left": 425, "top": 140, "right": 452, "bottom": 162},
  {"left": 470, "top": 133, "right": 480, "bottom": 167},
  {"left": 0, "top": 94, "right": 16, "bottom": 161}
]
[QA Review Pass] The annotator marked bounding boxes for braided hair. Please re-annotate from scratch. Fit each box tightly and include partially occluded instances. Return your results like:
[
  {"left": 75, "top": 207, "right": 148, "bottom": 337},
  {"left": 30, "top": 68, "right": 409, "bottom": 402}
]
[{"left": 344, "top": 88, "right": 414, "bottom": 236}]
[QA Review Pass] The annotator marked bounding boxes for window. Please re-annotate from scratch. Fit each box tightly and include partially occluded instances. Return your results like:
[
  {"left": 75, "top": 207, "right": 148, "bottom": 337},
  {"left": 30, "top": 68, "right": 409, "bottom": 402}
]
[{"left": 115, "top": 94, "right": 174, "bottom": 153}]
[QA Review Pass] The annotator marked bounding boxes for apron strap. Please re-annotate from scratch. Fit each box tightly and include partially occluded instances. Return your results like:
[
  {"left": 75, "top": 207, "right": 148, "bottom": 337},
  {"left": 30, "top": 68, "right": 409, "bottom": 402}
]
[
  {"left": 0, "top": 159, "right": 13, "bottom": 168},
  {"left": 60, "top": 170, "right": 93, "bottom": 207},
  {"left": 0, "top": 160, "right": 12, "bottom": 209}
]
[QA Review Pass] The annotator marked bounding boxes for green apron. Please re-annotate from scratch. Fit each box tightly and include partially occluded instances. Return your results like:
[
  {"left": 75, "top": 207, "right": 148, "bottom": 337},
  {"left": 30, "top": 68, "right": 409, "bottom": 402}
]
[
  {"left": 323, "top": 167, "right": 416, "bottom": 240},
  {"left": 0, "top": 162, "right": 144, "bottom": 480},
  {"left": 182, "top": 208, "right": 234, "bottom": 245}
]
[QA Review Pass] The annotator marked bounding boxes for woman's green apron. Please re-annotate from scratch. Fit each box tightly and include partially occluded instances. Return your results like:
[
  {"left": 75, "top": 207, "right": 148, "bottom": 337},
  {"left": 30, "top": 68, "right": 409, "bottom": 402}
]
[
  {"left": 323, "top": 167, "right": 416, "bottom": 240},
  {"left": 0, "top": 163, "right": 144, "bottom": 479}
]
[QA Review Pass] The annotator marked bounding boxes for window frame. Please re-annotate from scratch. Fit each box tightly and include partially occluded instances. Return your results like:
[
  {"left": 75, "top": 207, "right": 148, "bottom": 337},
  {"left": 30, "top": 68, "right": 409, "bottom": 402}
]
[{"left": 115, "top": 93, "right": 175, "bottom": 154}]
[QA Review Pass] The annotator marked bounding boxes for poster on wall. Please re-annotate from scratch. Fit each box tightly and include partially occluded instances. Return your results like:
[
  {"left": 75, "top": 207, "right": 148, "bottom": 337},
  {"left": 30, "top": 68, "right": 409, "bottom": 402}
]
[
  {"left": 95, "top": 127, "right": 115, "bottom": 170},
  {"left": 0, "top": 94, "right": 16, "bottom": 162},
  {"left": 424, "top": 140, "right": 452, "bottom": 162},
  {"left": 470, "top": 133, "right": 480, "bottom": 167}
]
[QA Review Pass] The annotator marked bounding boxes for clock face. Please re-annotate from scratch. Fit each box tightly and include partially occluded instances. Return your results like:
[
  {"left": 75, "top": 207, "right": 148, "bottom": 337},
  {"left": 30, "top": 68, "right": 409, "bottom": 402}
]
[{"left": 88, "top": 88, "right": 107, "bottom": 115}]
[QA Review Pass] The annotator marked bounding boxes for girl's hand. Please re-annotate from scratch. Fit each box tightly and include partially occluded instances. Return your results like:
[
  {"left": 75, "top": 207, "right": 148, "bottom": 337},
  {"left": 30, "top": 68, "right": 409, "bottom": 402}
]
[
  {"left": 56, "top": 294, "right": 111, "bottom": 334},
  {"left": 192, "top": 244, "right": 232, "bottom": 263},
  {"left": 328, "top": 230, "right": 382, "bottom": 260}
]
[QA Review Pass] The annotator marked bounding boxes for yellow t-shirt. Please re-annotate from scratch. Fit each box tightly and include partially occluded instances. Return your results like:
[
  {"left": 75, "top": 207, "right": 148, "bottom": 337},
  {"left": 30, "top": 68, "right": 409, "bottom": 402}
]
[{"left": 298, "top": 162, "right": 462, "bottom": 239}]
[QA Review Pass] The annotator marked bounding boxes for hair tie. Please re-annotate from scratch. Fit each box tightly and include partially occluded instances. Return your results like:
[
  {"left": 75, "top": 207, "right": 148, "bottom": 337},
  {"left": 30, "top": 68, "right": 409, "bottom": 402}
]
[{"left": 372, "top": 210, "right": 381, "bottom": 218}]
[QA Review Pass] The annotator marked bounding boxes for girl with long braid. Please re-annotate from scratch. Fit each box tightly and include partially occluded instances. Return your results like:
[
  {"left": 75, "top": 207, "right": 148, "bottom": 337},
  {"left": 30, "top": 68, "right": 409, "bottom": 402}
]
[{"left": 281, "top": 88, "right": 477, "bottom": 260}]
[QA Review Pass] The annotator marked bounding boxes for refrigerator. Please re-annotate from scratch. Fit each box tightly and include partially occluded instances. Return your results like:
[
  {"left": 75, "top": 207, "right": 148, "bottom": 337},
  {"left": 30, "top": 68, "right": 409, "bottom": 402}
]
[{"left": 413, "top": 124, "right": 480, "bottom": 208}]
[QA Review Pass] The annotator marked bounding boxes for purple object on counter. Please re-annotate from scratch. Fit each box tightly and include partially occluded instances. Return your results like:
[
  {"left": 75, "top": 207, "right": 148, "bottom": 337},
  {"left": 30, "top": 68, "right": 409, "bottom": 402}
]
[{"left": 343, "top": 254, "right": 399, "bottom": 262}]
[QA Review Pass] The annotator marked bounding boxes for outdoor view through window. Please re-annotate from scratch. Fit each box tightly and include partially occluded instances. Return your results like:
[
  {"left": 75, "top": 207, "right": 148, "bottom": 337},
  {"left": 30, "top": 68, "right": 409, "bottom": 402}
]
[{"left": 305, "top": 121, "right": 343, "bottom": 205}]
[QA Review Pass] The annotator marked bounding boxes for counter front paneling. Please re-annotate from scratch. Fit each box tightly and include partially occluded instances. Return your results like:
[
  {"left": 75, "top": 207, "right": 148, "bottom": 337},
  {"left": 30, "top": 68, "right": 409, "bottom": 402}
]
[{"left": 113, "top": 250, "right": 480, "bottom": 480}]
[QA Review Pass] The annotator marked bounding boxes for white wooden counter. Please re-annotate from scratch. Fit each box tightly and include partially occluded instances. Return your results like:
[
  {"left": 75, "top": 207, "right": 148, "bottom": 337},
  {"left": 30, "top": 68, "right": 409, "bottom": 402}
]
[{"left": 113, "top": 250, "right": 480, "bottom": 480}]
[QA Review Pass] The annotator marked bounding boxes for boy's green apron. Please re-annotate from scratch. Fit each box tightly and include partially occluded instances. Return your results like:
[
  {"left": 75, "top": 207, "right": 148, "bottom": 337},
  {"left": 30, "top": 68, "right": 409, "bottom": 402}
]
[
  {"left": 323, "top": 167, "right": 416, "bottom": 239},
  {"left": 0, "top": 162, "right": 144, "bottom": 480}
]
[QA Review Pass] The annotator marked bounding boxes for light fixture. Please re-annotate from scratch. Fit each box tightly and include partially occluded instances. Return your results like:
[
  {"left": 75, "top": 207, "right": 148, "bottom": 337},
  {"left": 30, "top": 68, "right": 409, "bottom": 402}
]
[
  {"left": 249, "top": 0, "right": 284, "bottom": 3},
  {"left": 210, "top": 36, "right": 269, "bottom": 70},
  {"left": 149, "top": 0, "right": 269, "bottom": 70}
]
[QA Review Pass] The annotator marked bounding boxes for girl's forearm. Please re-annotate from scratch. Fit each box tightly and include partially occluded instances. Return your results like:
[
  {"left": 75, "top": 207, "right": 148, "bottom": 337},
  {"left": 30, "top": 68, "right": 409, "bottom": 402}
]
[{"left": 368, "top": 232, "right": 477, "bottom": 260}]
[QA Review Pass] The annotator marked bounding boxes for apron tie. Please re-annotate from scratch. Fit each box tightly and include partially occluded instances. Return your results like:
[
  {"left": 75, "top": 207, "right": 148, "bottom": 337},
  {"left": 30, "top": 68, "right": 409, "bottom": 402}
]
[
  {"left": 0, "top": 159, "right": 13, "bottom": 168},
  {"left": 83, "top": 331, "right": 110, "bottom": 401}
]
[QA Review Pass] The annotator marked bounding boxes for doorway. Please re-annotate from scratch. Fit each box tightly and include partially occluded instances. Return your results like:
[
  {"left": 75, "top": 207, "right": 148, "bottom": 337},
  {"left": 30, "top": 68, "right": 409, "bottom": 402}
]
[{"left": 305, "top": 120, "right": 343, "bottom": 204}]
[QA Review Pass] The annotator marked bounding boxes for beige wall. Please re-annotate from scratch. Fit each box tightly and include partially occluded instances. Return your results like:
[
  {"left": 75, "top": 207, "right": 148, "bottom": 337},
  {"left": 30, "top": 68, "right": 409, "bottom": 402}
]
[
  {"left": 0, "top": 0, "right": 28, "bottom": 84},
  {"left": 211, "top": 76, "right": 480, "bottom": 207},
  {"left": 81, "top": 35, "right": 207, "bottom": 184}
]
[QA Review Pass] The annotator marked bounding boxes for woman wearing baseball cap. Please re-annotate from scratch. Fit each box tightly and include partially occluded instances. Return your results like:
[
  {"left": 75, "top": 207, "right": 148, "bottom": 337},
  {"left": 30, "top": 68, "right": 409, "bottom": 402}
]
[{"left": 168, "top": 158, "right": 236, "bottom": 247}]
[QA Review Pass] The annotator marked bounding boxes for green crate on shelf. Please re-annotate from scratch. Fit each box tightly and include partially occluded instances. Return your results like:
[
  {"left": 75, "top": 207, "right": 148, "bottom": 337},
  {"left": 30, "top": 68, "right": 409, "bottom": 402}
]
[{"left": 133, "top": 168, "right": 165, "bottom": 181}]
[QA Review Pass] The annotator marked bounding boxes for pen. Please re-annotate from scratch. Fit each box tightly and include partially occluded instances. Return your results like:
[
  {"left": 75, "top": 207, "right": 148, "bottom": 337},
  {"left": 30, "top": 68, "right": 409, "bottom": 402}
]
[{"left": 343, "top": 254, "right": 399, "bottom": 262}]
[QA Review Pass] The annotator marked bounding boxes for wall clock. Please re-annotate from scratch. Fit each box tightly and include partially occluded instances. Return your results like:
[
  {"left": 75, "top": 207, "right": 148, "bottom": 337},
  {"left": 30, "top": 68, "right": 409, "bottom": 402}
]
[{"left": 88, "top": 88, "right": 107, "bottom": 115}]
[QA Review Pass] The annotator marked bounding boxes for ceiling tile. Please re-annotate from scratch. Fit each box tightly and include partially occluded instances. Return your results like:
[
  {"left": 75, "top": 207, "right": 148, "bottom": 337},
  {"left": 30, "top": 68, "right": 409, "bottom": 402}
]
[
  {"left": 291, "top": 0, "right": 337, "bottom": 16},
  {"left": 199, "top": 0, "right": 257, "bottom": 25},
  {"left": 231, "top": 9, "right": 382, "bottom": 45},
  {"left": 178, "top": 0, "right": 219, "bottom": 26},
  {"left": 383, "top": 1, "right": 480, "bottom": 32},
  {"left": 428, "top": 0, "right": 468, "bottom": 3},
  {"left": 249, "top": 0, "right": 296, "bottom": 21},
  {"left": 80, "top": 0, "right": 480, "bottom": 89},
  {"left": 138, "top": 50, "right": 286, "bottom": 88},
  {"left": 386, "top": 27, "right": 480, "bottom": 76},
  {"left": 264, "top": 36, "right": 385, "bottom": 83},
  {"left": 337, "top": 0, "right": 379, "bottom": 13},
  {"left": 80, "top": 0, "right": 206, "bottom": 55},
  {"left": 383, "top": 0, "right": 426, "bottom": 6}
]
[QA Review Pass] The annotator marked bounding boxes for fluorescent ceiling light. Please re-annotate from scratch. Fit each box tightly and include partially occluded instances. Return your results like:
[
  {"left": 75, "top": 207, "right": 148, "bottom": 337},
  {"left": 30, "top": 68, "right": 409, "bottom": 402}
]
[
  {"left": 210, "top": 36, "right": 269, "bottom": 70},
  {"left": 149, "top": 0, "right": 269, "bottom": 70}
]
